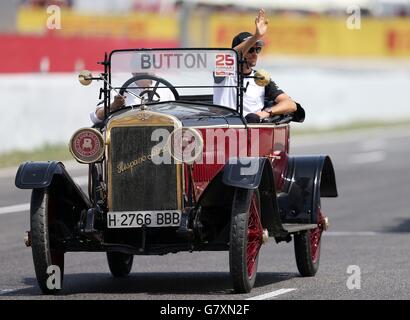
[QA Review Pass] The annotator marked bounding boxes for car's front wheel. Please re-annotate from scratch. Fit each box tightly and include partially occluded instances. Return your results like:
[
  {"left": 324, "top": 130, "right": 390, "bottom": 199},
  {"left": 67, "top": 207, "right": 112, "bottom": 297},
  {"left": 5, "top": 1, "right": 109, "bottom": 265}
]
[
  {"left": 107, "top": 252, "right": 134, "bottom": 277},
  {"left": 30, "top": 188, "right": 65, "bottom": 294},
  {"left": 229, "top": 189, "right": 263, "bottom": 293}
]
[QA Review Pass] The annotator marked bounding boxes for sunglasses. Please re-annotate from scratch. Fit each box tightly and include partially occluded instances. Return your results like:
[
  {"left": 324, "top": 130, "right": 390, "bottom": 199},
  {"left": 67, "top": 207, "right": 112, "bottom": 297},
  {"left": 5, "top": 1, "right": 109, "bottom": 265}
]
[{"left": 248, "top": 47, "right": 262, "bottom": 54}]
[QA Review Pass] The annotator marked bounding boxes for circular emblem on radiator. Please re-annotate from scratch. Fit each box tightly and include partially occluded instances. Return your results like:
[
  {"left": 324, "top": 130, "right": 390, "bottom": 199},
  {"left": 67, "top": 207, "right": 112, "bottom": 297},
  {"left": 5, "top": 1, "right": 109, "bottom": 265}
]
[
  {"left": 167, "top": 128, "right": 203, "bottom": 164},
  {"left": 69, "top": 128, "right": 104, "bottom": 164}
]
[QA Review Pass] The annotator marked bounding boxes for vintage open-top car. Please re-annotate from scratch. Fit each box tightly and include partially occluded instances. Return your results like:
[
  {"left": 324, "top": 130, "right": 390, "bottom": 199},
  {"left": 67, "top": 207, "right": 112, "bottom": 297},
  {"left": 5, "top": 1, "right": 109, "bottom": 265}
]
[{"left": 15, "top": 48, "right": 337, "bottom": 294}]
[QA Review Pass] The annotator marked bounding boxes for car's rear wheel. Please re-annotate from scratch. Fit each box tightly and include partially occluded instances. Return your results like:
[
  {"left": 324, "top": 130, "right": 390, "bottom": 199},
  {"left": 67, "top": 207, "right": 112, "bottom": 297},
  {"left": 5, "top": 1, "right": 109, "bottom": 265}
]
[
  {"left": 229, "top": 189, "right": 263, "bottom": 293},
  {"left": 30, "top": 188, "right": 65, "bottom": 294},
  {"left": 294, "top": 207, "right": 325, "bottom": 276},
  {"left": 107, "top": 252, "right": 134, "bottom": 277}
]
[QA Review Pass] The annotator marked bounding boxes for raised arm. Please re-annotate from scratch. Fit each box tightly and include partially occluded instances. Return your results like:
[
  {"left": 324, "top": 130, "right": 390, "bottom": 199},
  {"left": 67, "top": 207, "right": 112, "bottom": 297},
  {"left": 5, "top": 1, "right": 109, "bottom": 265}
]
[{"left": 234, "top": 8, "right": 268, "bottom": 55}]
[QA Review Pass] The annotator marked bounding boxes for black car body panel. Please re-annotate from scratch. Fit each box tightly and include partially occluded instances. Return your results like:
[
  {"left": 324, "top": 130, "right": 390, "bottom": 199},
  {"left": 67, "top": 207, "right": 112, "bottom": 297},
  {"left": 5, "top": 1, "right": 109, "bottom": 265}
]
[{"left": 279, "top": 155, "right": 337, "bottom": 224}]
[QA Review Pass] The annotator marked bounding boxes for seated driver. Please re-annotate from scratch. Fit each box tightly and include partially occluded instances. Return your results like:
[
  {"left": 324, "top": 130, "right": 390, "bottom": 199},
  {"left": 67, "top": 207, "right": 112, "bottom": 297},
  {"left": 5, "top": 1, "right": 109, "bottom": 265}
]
[
  {"left": 213, "top": 9, "right": 297, "bottom": 123},
  {"left": 90, "top": 72, "right": 175, "bottom": 124}
]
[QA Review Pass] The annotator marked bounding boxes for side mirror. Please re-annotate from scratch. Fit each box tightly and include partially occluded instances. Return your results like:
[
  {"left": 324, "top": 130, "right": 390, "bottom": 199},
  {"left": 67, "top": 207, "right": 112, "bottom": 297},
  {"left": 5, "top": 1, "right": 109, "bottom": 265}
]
[
  {"left": 78, "top": 70, "right": 93, "bottom": 86},
  {"left": 254, "top": 69, "right": 271, "bottom": 87}
]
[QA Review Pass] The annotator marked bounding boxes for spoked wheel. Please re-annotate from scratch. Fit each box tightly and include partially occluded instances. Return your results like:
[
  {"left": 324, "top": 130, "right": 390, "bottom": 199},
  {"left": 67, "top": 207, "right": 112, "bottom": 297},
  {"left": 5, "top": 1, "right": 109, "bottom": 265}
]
[
  {"left": 107, "top": 252, "right": 134, "bottom": 277},
  {"left": 229, "top": 189, "right": 263, "bottom": 293},
  {"left": 294, "top": 207, "right": 326, "bottom": 276},
  {"left": 30, "top": 188, "right": 65, "bottom": 294}
]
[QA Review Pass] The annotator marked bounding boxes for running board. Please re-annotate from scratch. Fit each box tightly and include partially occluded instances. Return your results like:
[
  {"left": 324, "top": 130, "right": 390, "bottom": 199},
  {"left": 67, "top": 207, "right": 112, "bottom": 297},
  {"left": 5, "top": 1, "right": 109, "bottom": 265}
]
[{"left": 282, "top": 223, "right": 317, "bottom": 233}]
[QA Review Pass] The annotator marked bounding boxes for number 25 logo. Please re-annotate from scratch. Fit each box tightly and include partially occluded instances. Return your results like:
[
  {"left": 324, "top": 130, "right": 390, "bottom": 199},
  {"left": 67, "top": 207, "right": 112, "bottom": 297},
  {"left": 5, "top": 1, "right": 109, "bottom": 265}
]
[{"left": 216, "top": 54, "right": 234, "bottom": 67}]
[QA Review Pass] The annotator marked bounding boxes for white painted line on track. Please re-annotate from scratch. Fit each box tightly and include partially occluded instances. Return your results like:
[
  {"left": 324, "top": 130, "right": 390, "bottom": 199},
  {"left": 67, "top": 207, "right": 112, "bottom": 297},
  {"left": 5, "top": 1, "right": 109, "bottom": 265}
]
[
  {"left": 349, "top": 151, "right": 386, "bottom": 164},
  {"left": 246, "top": 288, "right": 296, "bottom": 300},
  {"left": 0, "top": 288, "right": 20, "bottom": 295},
  {"left": 0, "top": 175, "right": 88, "bottom": 216},
  {"left": 0, "top": 203, "right": 30, "bottom": 215},
  {"left": 324, "top": 231, "right": 379, "bottom": 236},
  {"left": 0, "top": 168, "right": 18, "bottom": 179},
  {"left": 0, "top": 160, "right": 86, "bottom": 179},
  {"left": 360, "top": 139, "right": 386, "bottom": 151}
]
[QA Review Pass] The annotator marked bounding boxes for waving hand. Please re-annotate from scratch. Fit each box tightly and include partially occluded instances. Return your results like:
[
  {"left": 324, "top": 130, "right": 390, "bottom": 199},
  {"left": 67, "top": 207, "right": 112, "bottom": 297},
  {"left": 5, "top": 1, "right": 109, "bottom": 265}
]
[{"left": 255, "top": 8, "right": 268, "bottom": 38}]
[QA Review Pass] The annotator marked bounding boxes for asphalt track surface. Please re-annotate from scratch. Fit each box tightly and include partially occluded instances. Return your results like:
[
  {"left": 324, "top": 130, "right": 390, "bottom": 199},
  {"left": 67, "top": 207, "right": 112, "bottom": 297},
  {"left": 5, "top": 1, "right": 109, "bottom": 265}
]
[{"left": 1, "top": 126, "right": 410, "bottom": 300}]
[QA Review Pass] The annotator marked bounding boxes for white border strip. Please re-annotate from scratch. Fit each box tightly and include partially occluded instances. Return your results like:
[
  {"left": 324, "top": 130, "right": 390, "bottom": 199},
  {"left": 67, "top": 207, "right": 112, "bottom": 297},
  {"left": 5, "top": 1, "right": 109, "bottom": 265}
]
[
  {"left": 246, "top": 288, "right": 296, "bottom": 300},
  {"left": 0, "top": 175, "right": 88, "bottom": 216},
  {"left": 0, "top": 203, "right": 30, "bottom": 215}
]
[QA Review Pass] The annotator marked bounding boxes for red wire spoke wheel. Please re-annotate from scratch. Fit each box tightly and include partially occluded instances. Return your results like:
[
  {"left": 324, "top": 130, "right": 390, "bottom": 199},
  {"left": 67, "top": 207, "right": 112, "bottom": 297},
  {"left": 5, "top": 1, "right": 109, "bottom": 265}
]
[
  {"left": 294, "top": 207, "right": 326, "bottom": 277},
  {"left": 246, "top": 194, "right": 263, "bottom": 279},
  {"left": 230, "top": 189, "right": 263, "bottom": 293}
]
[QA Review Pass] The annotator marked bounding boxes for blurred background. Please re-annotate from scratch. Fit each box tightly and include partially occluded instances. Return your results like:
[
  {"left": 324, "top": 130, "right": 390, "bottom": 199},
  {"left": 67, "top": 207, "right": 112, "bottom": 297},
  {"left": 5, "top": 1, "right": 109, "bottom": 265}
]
[{"left": 1, "top": 0, "right": 410, "bottom": 160}]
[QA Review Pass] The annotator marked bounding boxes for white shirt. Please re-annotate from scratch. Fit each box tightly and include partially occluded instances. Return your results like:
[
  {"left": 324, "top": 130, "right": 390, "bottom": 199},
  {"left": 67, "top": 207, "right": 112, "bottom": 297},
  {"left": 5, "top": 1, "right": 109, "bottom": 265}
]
[{"left": 213, "top": 70, "right": 265, "bottom": 116}]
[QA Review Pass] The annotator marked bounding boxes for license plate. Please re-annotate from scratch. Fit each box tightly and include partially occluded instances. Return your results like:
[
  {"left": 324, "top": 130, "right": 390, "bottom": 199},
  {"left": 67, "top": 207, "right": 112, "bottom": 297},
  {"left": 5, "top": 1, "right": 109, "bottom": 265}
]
[{"left": 107, "top": 211, "right": 181, "bottom": 228}]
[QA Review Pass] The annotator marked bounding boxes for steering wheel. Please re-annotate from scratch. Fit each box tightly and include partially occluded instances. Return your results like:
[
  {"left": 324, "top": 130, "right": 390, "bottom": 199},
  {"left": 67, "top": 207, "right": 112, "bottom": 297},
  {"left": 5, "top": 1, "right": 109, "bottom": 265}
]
[{"left": 118, "top": 74, "right": 180, "bottom": 102}]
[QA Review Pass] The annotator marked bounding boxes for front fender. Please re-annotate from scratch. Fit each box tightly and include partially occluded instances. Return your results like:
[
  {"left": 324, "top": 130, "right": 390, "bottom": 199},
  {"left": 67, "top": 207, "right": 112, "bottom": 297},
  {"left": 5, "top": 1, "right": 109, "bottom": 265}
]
[
  {"left": 222, "top": 157, "right": 267, "bottom": 189},
  {"left": 279, "top": 155, "right": 338, "bottom": 224},
  {"left": 15, "top": 161, "right": 64, "bottom": 189}
]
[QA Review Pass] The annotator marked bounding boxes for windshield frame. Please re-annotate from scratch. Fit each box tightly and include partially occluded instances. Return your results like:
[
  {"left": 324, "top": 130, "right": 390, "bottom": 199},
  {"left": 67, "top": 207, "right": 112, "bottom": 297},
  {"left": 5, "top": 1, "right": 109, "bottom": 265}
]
[{"left": 105, "top": 48, "right": 244, "bottom": 119}]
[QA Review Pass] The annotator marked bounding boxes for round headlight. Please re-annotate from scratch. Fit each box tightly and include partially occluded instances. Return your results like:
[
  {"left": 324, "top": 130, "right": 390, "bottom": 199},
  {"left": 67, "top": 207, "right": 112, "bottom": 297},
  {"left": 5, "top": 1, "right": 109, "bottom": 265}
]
[
  {"left": 69, "top": 128, "right": 104, "bottom": 164},
  {"left": 167, "top": 128, "right": 203, "bottom": 164}
]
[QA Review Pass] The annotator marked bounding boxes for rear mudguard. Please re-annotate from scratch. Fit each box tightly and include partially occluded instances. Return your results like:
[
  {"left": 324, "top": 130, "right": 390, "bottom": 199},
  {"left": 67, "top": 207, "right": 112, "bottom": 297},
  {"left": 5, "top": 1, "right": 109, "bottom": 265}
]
[
  {"left": 197, "top": 157, "right": 288, "bottom": 238},
  {"left": 15, "top": 161, "right": 92, "bottom": 210},
  {"left": 279, "top": 155, "right": 338, "bottom": 224}
]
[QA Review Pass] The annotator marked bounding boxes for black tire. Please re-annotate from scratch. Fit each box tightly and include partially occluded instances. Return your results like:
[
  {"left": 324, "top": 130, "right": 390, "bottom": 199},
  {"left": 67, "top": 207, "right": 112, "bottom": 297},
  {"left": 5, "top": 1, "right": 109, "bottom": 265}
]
[
  {"left": 107, "top": 252, "right": 134, "bottom": 277},
  {"left": 294, "top": 207, "right": 324, "bottom": 277},
  {"left": 229, "top": 189, "right": 263, "bottom": 293},
  {"left": 30, "top": 188, "right": 65, "bottom": 294}
]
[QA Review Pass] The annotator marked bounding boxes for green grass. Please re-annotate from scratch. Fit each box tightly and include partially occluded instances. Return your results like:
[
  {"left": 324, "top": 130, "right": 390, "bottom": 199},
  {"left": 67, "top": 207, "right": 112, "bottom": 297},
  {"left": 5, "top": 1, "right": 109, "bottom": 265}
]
[{"left": 0, "top": 144, "right": 72, "bottom": 169}]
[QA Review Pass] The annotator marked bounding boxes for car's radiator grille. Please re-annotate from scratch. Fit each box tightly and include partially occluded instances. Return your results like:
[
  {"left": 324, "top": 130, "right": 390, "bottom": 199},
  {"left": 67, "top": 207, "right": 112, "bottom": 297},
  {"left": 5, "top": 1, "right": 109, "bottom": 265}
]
[{"left": 109, "top": 126, "right": 178, "bottom": 211}]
